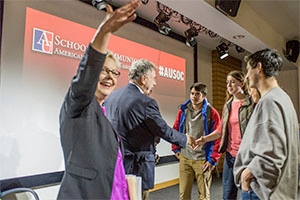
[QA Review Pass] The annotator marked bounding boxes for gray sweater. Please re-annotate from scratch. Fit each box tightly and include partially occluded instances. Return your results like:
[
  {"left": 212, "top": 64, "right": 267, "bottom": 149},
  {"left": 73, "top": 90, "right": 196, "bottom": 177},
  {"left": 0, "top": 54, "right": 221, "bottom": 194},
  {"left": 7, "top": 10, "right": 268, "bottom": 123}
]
[{"left": 234, "top": 87, "right": 299, "bottom": 200}]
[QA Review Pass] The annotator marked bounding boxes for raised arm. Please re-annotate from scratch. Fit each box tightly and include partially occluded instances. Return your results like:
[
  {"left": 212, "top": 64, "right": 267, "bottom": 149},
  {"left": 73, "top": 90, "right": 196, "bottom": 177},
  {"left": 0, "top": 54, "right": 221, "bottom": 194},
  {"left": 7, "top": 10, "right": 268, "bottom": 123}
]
[
  {"left": 91, "top": 0, "right": 141, "bottom": 54},
  {"left": 61, "top": 0, "right": 141, "bottom": 117}
]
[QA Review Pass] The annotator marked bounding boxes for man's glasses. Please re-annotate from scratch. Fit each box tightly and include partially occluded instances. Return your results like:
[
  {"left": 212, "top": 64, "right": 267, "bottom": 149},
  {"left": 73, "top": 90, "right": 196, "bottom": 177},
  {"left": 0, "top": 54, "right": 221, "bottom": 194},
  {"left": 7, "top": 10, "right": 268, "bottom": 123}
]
[{"left": 101, "top": 67, "right": 121, "bottom": 78}]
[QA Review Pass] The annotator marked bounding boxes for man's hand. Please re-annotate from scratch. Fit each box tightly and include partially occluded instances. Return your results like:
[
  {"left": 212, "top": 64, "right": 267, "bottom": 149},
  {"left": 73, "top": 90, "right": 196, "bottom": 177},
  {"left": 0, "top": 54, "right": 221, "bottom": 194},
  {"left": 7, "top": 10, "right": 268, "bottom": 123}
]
[
  {"left": 175, "top": 152, "right": 181, "bottom": 160},
  {"left": 99, "top": 0, "right": 140, "bottom": 34},
  {"left": 192, "top": 136, "right": 206, "bottom": 150},
  {"left": 241, "top": 168, "right": 254, "bottom": 192},
  {"left": 202, "top": 161, "right": 215, "bottom": 172},
  {"left": 186, "top": 134, "right": 196, "bottom": 149},
  {"left": 155, "top": 153, "right": 160, "bottom": 165},
  {"left": 91, "top": 0, "right": 141, "bottom": 53}
]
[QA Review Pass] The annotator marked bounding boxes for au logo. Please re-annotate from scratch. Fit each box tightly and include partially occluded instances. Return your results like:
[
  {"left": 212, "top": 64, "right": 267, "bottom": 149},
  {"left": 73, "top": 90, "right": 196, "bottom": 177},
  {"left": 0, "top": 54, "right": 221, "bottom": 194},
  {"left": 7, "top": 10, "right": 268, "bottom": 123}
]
[{"left": 32, "top": 28, "right": 54, "bottom": 54}]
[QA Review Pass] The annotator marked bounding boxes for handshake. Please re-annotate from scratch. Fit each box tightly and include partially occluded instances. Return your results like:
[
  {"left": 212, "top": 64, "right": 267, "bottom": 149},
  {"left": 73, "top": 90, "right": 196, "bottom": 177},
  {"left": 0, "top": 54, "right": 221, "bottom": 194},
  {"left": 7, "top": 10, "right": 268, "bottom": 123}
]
[{"left": 186, "top": 134, "right": 206, "bottom": 150}]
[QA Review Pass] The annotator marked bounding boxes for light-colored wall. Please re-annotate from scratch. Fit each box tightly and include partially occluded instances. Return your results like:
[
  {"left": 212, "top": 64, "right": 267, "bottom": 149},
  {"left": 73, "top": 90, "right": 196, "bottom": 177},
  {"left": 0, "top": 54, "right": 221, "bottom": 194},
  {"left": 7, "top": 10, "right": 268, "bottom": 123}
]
[
  {"left": 277, "top": 69, "right": 299, "bottom": 114},
  {"left": 198, "top": 46, "right": 213, "bottom": 102}
]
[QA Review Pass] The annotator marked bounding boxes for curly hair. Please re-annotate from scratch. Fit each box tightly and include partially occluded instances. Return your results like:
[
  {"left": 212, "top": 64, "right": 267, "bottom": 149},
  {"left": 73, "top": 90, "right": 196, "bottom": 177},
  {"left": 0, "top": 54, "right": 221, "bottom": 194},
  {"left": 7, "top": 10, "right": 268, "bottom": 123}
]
[
  {"left": 244, "top": 48, "right": 282, "bottom": 78},
  {"left": 128, "top": 59, "right": 156, "bottom": 81}
]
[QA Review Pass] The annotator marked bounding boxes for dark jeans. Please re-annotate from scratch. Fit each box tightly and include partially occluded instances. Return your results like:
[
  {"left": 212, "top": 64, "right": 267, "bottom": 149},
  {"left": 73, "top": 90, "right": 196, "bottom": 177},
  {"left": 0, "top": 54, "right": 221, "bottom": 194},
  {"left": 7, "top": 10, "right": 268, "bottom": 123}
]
[
  {"left": 222, "top": 152, "right": 238, "bottom": 200},
  {"left": 241, "top": 189, "right": 259, "bottom": 200}
]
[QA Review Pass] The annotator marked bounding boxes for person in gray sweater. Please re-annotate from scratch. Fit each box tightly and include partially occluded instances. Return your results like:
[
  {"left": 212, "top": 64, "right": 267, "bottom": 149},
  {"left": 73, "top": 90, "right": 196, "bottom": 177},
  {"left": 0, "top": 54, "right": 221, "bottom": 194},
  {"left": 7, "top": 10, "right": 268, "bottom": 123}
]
[{"left": 233, "top": 48, "right": 299, "bottom": 200}]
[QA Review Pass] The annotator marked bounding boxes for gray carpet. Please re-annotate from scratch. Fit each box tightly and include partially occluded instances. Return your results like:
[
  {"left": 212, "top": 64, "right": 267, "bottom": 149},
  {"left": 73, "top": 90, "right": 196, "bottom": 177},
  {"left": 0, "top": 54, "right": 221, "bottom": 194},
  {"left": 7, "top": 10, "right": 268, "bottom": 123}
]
[
  {"left": 150, "top": 174, "right": 228, "bottom": 200},
  {"left": 150, "top": 175, "right": 300, "bottom": 200}
]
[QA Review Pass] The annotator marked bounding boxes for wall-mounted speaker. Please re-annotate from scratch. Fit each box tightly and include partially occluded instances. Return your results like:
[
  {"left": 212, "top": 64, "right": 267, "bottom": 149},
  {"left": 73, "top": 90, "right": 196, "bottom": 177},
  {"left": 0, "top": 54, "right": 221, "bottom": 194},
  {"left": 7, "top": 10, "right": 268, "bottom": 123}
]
[
  {"left": 286, "top": 40, "right": 300, "bottom": 63},
  {"left": 215, "top": 0, "right": 241, "bottom": 17}
]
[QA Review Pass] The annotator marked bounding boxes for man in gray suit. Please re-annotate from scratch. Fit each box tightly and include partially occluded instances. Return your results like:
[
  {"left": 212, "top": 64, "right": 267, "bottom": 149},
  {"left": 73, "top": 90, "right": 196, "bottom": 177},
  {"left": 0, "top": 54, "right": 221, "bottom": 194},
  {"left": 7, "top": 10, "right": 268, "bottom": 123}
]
[
  {"left": 57, "top": 1, "right": 141, "bottom": 199},
  {"left": 105, "top": 59, "right": 195, "bottom": 200}
]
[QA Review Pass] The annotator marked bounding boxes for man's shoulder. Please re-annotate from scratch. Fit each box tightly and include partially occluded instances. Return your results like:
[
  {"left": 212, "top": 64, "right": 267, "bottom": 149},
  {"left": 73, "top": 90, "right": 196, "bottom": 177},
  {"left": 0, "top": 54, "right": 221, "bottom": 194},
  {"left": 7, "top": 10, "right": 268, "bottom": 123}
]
[
  {"left": 206, "top": 103, "right": 217, "bottom": 112},
  {"left": 110, "top": 84, "right": 132, "bottom": 95},
  {"left": 113, "top": 84, "right": 154, "bottom": 102},
  {"left": 262, "top": 87, "right": 287, "bottom": 104}
]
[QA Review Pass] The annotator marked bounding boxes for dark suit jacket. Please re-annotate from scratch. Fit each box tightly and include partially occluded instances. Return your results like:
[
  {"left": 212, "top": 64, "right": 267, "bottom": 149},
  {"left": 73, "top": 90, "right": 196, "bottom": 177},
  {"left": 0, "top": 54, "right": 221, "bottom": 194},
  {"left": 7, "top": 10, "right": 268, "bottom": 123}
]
[
  {"left": 104, "top": 83, "right": 187, "bottom": 190},
  {"left": 57, "top": 46, "right": 119, "bottom": 199}
]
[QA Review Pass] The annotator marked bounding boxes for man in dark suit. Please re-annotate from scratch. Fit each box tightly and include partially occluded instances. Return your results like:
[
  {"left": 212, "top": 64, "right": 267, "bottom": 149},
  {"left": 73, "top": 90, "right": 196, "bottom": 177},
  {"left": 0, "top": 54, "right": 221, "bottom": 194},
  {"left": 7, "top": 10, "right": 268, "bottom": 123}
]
[
  {"left": 104, "top": 59, "right": 195, "bottom": 200},
  {"left": 57, "top": 1, "right": 141, "bottom": 199}
]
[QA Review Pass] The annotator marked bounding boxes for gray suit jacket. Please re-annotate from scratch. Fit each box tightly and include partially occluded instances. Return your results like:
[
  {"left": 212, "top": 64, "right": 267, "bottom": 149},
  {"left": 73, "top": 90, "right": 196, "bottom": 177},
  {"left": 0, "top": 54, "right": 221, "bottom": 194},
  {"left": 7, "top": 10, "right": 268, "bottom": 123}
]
[
  {"left": 57, "top": 46, "right": 119, "bottom": 199},
  {"left": 104, "top": 83, "right": 187, "bottom": 189}
]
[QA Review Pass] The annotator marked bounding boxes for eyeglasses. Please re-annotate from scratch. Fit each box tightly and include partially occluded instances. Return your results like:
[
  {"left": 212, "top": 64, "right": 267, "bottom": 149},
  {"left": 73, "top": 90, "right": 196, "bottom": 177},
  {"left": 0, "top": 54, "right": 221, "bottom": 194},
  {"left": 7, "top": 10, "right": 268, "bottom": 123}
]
[{"left": 101, "top": 67, "right": 121, "bottom": 78}]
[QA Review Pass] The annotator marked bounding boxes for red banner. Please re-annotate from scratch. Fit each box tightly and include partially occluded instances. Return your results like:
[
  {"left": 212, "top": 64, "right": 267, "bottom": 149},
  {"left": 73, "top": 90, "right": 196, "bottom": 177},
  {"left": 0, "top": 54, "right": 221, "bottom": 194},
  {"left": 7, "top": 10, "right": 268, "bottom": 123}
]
[{"left": 23, "top": 7, "right": 186, "bottom": 97}]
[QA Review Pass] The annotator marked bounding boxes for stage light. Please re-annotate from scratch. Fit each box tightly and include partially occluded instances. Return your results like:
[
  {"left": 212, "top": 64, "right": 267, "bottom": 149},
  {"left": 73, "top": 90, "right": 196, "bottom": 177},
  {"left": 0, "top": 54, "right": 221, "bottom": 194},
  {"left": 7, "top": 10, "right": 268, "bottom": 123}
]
[
  {"left": 216, "top": 42, "right": 229, "bottom": 59},
  {"left": 154, "top": 11, "right": 171, "bottom": 35},
  {"left": 92, "top": 0, "right": 108, "bottom": 10},
  {"left": 235, "top": 45, "right": 245, "bottom": 53},
  {"left": 184, "top": 27, "right": 198, "bottom": 47}
]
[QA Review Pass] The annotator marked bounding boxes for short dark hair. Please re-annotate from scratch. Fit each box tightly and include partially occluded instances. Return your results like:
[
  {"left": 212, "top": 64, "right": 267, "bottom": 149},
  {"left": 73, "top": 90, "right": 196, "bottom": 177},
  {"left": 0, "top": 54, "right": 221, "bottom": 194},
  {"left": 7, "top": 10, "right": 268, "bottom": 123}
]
[
  {"left": 190, "top": 82, "right": 207, "bottom": 95},
  {"left": 244, "top": 48, "right": 282, "bottom": 78}
]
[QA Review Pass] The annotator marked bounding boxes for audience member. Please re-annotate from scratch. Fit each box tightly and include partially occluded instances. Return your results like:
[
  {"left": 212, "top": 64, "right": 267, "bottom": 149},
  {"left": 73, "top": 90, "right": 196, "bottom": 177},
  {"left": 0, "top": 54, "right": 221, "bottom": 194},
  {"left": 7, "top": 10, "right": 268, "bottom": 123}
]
[
  {"left": 104, "top": 59, "right": 196, "bottom": 200},
  {"left": 57, "top": 1, "right": 141, "bottom": 199},
  {"left": 234, "top": 49, "right": 299, "bottom": 200},
  {"left": 172, "top": 82, "right": 221, "bottom": 200},
  {"left": 195, "top": 70, "right": 255, "bottom": 200}
]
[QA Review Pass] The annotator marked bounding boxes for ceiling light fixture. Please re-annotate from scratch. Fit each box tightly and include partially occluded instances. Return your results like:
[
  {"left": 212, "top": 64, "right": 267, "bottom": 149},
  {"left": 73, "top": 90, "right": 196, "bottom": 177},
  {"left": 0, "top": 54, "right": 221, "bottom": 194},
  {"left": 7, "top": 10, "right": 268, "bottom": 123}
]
[
  {"left": 154, "top": 11, "right": 171, "bottom": 35},
  {"left": 235, "top": 45, "right": 245, "bottom": 53},
  {"left": 141, "top": 0, "right": 149, "bottom": 4},
  {"left": 216, "top": 42, "right": 229, "bottom": 59},
  {"left": 184, "top": 27, "right": 198, "bottom": 47},
  {"left": 233, "top": 34, "right": 245, "bottom": 40},
  {"left": 92, "top": 0, "right": 108, "bottom": 10},
  {"left": 155, "top": 2, "right": 218, "bottom": 40}
]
